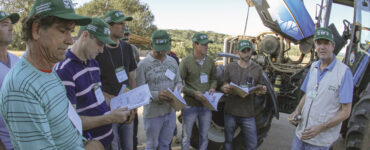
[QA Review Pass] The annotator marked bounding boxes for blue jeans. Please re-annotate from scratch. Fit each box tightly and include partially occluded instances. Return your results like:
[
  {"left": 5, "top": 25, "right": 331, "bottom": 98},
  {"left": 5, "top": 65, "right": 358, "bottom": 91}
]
[
  {"left": 111, "top": 122, "right": 134, "bottom": 150},
  {"left": 291, "top": 136, "right": 330, "bottom": 150},
  {"left": 144, "top": 111, "right": 176, "bottom": 150},
  {"left": 224, "top": 114, "right": 257, "bottom": 150},
  {"left": 181, "top": 106, "right": 212, "bottom": 150}
]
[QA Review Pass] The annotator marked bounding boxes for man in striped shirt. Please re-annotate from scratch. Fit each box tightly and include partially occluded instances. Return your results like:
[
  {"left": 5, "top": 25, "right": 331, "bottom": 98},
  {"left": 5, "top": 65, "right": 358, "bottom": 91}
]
[
  {"left": 55, "top": 17, "right": 131, "bottom": 149},
  {"left": 0, "top": 0, "right": 104, "bottom": 149}
]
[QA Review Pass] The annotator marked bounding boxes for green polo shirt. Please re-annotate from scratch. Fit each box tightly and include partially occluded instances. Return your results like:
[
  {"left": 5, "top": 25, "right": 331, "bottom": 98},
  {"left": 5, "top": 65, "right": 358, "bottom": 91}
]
[{"left": 179, "top": 54, "right": 217, "bottom": 106}]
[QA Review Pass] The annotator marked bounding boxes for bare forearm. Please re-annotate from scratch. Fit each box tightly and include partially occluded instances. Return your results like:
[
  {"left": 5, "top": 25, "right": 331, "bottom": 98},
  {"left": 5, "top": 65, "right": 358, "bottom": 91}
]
[
  {"left": 129, "top": 71, "right": 137, "bottom": 89},
  {"left": 80, "top": 115, "right": 111, "bottom": 131},
  {"left": 321, "top": 103, "right": 352, "bottom": 131},
  {"left": 295, "top": 94, "right": 306, "bottom": 113}
]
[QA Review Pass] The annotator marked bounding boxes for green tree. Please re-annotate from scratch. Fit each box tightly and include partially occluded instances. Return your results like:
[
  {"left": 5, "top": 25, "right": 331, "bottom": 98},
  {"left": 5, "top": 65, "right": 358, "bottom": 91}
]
[
  {"left": 76, "top": 0, "right": 157, "bottom": 38},
  {"left": 1, "top": 0, "right": 79, "bottom": 50}
]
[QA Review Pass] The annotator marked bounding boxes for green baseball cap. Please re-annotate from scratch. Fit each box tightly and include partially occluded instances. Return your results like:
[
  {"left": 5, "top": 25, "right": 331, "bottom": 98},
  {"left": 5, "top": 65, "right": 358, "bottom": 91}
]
[
  {"left": 28, "top": 0, "right": 91, "bottom": 26},
  {"left": 237, "top": 40, "right": 254, "bottom": 51},
  {"left": 313, "top": 27, "right": 334, "bottom": 42},
  {"left": 104, "top": 10, "right": 133, "bottom": 24},
  {"left": 151, "top": 30, "right": 171, "bottom": 51},
  {"left": 80, "top": 17, "right": 116, "bottom": 45},
  {"left": 192, "top": 33, "right": 213, "bottom": 44},
  {"left": 0, "top": 11, "right": 20, "bottom": 24}
]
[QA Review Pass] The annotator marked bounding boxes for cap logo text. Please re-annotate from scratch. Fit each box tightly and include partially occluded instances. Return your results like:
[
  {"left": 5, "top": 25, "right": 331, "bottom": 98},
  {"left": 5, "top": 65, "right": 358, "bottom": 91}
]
[
  {"left": 104, "top": 27, "right": 110, "bottom": 35},
  {"left": 63, "top": 0, "right": 73, "bottom": 9},
  {"left": 87, "top": 24, "right": 97, "bottom": 32},
  {"left": 35, "top": 2, "right": 52, "bottom": 15}
]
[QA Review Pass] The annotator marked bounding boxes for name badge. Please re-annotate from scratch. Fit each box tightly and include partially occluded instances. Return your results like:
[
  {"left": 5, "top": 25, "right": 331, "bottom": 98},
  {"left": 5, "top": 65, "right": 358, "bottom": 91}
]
[
  {"left": 200, "top": 72, "right": 208, "bottom": 84},
  {"left": 93, "top": 83, "right": 105, "bottom": 104},
  {"left": 115, "top": 66, "right": 128, "bottom": 83},
  {"left": 165, "top": 69, "right": 175, "bottom": 81},
  {"left": 68, "top": 102, "right": 82, "bottom": 135}
]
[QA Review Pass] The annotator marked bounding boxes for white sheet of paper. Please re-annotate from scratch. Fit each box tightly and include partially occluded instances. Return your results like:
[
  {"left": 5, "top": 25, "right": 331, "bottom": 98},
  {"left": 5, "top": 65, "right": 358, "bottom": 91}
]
[
  {"left": 167, "top": 87, "right": 187, "bottom": 105},
  {"left": 116, "top": 69, "right": 128, "bottom": 83},
  {"left": 68, "top": 102, "right": 82, "bottom": 135},
  {"left": 203, "top": 92, "right": 224, "bottom": 110},
  {"left": 230, "top": 82, "right": 249, "bottom": 93},
  {"left": 110, "top": 84, "right": 152, "bottom": 110}
]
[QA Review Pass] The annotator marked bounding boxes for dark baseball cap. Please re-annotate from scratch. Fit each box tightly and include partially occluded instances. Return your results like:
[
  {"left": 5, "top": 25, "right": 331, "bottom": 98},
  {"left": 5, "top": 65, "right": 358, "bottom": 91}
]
[
  {"left": 313, "top": 27, "right": 334, "bottom": 42},
  {"left": 237, "top": 40, "right": 254, "bottom": 51},
  {"left": 0, "top": 11, "right": 20, "bottom": 24},
  {"left": 192, "top": 33, "right": 213, "bottom": 44},
  {"left": 151, "top": 30, "right": 171, "bottom": 51}
]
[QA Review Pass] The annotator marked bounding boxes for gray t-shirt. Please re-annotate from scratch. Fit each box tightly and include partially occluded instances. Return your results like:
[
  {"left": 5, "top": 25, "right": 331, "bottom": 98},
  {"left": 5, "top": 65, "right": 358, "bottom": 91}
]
[
  {"left": 136, "top": 54, "right": 182, "bottom": 118},
  {"left": 222, "top": 61, "right": 263, "bottom": 117}
]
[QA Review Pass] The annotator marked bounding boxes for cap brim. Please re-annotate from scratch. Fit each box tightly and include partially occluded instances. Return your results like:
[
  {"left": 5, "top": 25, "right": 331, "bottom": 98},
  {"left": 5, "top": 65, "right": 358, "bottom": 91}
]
[
  {"left": 54, "top": 13, "right": 91, "bottom": 26},
  {"left": 8, "top": 13, "right": 20, "bottom": 24},
  {"left": 153, "top": 44, "right": 170, "bottom": 51},
  {"left": 199, "top": 39, "right": 213, "bottom": 44},
  {"left": 239, "top": 46, "right": 253, "bottom": 51},
  {"left": 96, "top": 35, "right": 116, "bottom": 46},
  {"left": 314, "top": 36, "right": 334, "bottom": 42},
  {"left": 113, "top": 16, "right": 133, "bottom": 23}
]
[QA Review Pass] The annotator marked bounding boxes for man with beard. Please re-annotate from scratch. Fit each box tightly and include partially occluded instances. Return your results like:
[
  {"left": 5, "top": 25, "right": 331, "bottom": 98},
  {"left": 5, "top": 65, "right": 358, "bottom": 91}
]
[
  {"left": 0, "top": 0, "right": 103, "bottom": 149},
  {"left": 97, "top": 10, "right": 137, "bottom": 150},
  {"left": 55, "top": 17, "right": 131, "bottom": 149},
  {"left": 289, "top": 27, "right": 353, "bottom": 150},
  {"left": 221, "top": 40, "right": 267, "bottom": 150},
  {"left": 0, "top": 10, "right": 19, "bottom": 150}
]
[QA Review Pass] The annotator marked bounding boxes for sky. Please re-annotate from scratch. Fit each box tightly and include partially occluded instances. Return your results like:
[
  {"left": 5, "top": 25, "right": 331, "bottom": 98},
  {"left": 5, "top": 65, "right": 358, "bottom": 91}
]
[{"left": 76, "top": 0, "right": 354, "bottom": 36}]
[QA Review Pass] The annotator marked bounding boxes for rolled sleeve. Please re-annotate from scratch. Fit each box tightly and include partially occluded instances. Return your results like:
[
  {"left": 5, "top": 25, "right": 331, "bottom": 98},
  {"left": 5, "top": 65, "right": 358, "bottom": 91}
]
[
  {"left": 339, "top": 69, "right": 354, "bottom": 104},
  {"left": 300, "top": 69, "right": 311, "bottom": 93}
]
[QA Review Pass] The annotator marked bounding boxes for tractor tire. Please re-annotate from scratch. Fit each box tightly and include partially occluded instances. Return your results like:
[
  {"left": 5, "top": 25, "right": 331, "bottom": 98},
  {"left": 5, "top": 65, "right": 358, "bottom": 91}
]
[
  {"left": 345, "top": 93, "right": 370, "bottom": 150},
  {"left": 188, "top": 94, "right": 274, "bottom": 150}
]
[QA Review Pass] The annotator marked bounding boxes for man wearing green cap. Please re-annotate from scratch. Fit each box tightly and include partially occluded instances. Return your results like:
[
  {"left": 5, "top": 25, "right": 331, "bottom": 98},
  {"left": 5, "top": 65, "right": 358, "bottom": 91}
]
[
  {"left": 97, "top": 9, "right": 137, "bottom": 150},
  {"left": 55, "top": 17, "right": 132, "bottom": 149},
  {"left": 0, "top": 10, "right": 20, "bottom": 150},
  {"left": 289, "top": 27, "right": 353, "bottom": 149},
  {"left": 179, "top": 32, "right": 217, "bottom": 150},
  {"left": 136, "top": 30, "right": 182, "bottom": 150},
  {"left": 0, "top": 0, "right": 104, "bottom": 149},
  {"left": 221, "top": 40, "right": 267, "bottom": 150},
  {"left": 122, "top": 25, "right": 140, "bottom": 63}
]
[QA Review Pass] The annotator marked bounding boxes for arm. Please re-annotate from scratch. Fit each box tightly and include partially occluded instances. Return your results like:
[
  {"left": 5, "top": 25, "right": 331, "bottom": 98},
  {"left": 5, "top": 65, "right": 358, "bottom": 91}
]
[
  {"left": 289, "top": 94, "right": 306, "bottom": 125},
  {"left": 128, "top": 71, "right": 137, "bottom": 89},
  {"left": 136, "top": 61, "right": 160, "bottom": 101},
  {"left": 179, "top": 59, "right": 195, "bottom": 97},
  {"left": 0, "top": 141, "right": 5, "bottom": 150},
  {"left": 1, "top": 92, "right": 57, "bottom": 149},
  {"left": 77, "top": 107, "right": 129, "bottom": 130},
  {"left": 209, "top": 59, "right": 218, "bottom": 90},
  {"left": 301, "top": 103, "right": 352, "bottom": 140},
  {"left": 301, "top": 69, "right": 354, "bottom": 139}
]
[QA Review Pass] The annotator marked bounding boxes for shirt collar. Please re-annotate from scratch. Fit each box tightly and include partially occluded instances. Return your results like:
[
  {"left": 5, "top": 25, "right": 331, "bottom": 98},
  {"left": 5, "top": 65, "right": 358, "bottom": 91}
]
[
  {"left": 148, "top": 53, "right": 168, "bottom": 62},
  {"left": 66, "top": 49, "right": 91, "bottom": 65},
  {"left": 315, "top": 55, "right": 337, "bottom": 71}
]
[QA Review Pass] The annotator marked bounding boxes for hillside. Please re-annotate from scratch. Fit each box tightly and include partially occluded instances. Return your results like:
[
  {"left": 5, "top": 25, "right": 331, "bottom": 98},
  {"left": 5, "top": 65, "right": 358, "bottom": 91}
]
[{"left": 166, "top": 29, "right": 230, "bottom": 59}]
